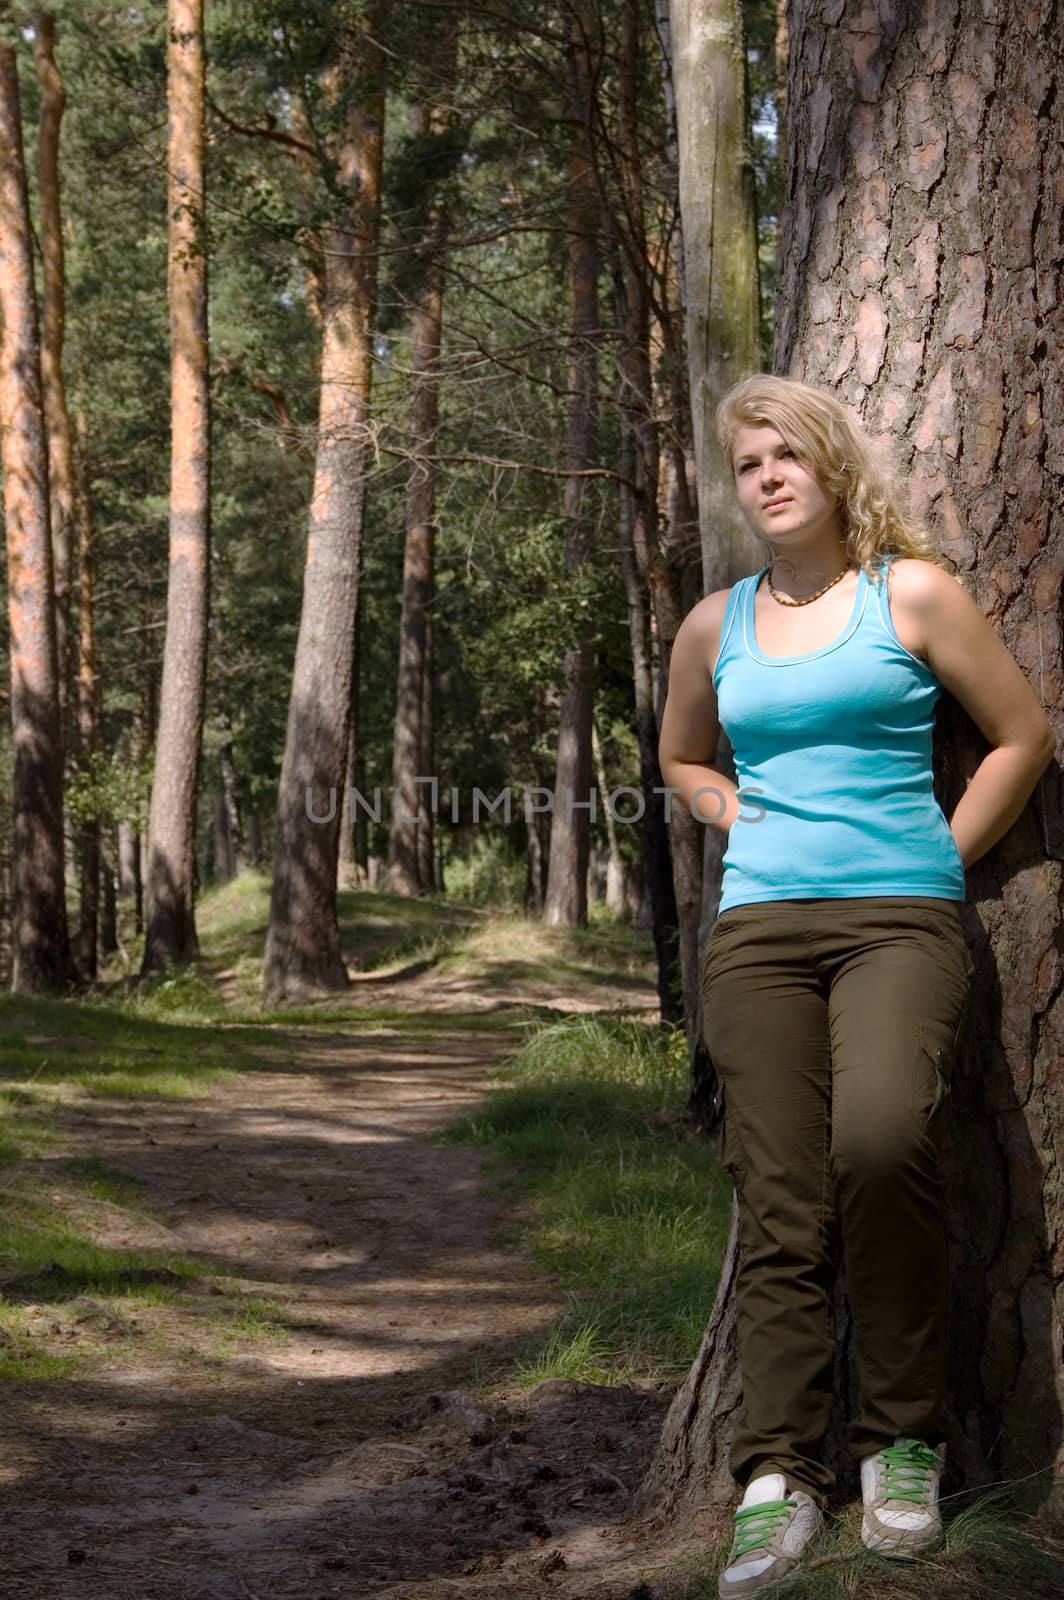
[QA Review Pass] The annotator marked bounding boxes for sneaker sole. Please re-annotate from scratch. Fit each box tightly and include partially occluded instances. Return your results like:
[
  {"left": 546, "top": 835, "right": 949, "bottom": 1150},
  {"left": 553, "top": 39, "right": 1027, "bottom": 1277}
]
[
  {"left": 861, "top": 1512, "right": 944, "bottom": 1559},
  {"left": 718, "top": 1565, "right": 803, "bottom": 1600}
]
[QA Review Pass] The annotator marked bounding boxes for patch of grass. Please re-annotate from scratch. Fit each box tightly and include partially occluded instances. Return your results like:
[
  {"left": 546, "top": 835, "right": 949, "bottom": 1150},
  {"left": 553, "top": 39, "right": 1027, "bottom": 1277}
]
[
  {"left": 55, "top": 1157, "right": 143, "bottom": 1207},
  {"left": 438, "top": 1015, "right": 731, "bottom": 1387},
  {"left": 0, "top": 1197, "right": 204, "bottom": 1302},
  {"left": 78, "top": 1067, "right": 232, "bottom": 1098},
  {"left": 0, "top": 1311, "right": 79, "bottom": 1381},
  {"left": 206, "top": 1293, "right": 290, "bottom": 1347}
]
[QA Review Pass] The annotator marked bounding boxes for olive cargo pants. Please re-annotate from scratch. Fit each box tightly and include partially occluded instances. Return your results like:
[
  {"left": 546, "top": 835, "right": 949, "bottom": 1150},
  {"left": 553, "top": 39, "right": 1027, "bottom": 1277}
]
[{"left": 702, "top": 896, "right": 975, "bottom": 1511}]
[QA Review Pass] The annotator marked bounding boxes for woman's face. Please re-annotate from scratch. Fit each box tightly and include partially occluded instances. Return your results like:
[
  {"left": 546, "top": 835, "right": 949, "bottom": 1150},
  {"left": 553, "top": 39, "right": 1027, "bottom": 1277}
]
[{"left": 731, "top": 423, "right": 841, "bottom": 543}]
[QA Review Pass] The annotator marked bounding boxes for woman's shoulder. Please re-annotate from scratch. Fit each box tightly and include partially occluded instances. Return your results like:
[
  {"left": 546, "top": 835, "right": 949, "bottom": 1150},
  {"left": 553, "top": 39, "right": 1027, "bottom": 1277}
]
[
  {"left": 677, "top": 585, "right": 735, "bottom": 640},
  {"left": 881, "top": 556, "right": 968, "bottom": 604}
]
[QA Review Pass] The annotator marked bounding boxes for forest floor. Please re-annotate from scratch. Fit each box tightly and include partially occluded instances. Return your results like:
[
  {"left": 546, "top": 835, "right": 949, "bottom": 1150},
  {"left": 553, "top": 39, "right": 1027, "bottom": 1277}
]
[
  {"left": 3, "top": 877, "right": 1063, "bottom": 1600},
  {"left": 0, "top": 881, "right": 714, "bottom": 1600}
]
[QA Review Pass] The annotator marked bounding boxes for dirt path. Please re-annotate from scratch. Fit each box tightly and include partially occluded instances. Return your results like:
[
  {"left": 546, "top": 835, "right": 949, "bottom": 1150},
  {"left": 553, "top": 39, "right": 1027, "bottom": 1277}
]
[{"left": 1, "top": 972, "right": 706, "bottom": 1600}]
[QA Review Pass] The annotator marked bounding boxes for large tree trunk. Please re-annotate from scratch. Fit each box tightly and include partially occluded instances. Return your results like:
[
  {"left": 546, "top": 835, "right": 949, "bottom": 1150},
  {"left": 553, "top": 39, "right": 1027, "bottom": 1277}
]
[
  {"left": 263, "top": 7, "right": 386, "bottom": 1003},
  {"left": 0, "top": 38, "right": 73, "bottom": 993},
  {"left": 641, "top": 0, "right": 1064, "bottom": 1528},
  {"left": 388, "top": 29, "right": 455, "bottom": 897},
  {"left": 543, "top": 1, "right": 599, "bottom": 929},
  {"left": 141, "top": 0, "right": 210, "bottom": 972}
]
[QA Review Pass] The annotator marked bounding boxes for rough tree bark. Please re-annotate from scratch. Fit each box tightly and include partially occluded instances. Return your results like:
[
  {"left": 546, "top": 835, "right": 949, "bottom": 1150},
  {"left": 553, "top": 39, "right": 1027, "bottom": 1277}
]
[
  {"left": 141, "top": 0, "right": 210, "bottom": 972},
  {"left": 263, "top": 4, "right": 387, "bottom": 1002},
  {"left": 639, "top": 0, "right": 1064, "bottom": 1528},
  {"left": 543, "top": 0, "right": 600, "bottom": 929},
  {"left": 387, "top": 23, "right": 456, "bottom": 895},
  {"left": 0, "top": 34, "right": 74, "bottom": 993}
]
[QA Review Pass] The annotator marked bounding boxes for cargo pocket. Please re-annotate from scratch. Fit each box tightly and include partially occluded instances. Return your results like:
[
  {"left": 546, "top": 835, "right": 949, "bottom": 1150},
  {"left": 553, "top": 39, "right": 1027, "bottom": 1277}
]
[
  {"left": 909, "top": 1020, "right": 956, "bottom": 1129},
  {"left": 719, "top": 1087, "right": 747, "bottom": 1197}
]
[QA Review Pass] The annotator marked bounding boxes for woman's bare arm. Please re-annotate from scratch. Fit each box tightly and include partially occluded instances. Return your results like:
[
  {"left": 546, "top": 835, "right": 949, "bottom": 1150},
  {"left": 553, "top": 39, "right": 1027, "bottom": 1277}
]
[
  {"left": 658, "top": 590, "right": 744, "bottom": 831},
  {"left": 892, "top": 559, "right": 1056, "bottom": 867}
]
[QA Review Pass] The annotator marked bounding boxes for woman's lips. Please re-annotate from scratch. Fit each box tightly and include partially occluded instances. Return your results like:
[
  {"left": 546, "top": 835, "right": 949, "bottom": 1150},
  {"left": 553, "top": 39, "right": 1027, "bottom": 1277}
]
[{"left": 763, "top": 498, "right": 792, "bottom": 511}]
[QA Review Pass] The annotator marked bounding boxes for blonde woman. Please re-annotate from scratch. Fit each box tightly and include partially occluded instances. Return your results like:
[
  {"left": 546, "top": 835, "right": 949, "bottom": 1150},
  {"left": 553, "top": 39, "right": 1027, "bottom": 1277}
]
[{"left": 658, "top": 374, "right": 1054, "bottom": 1599}]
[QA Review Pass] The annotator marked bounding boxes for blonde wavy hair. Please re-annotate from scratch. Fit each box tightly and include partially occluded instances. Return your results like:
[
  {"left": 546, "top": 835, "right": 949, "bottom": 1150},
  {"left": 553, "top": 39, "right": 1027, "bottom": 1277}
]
[{"left": 715, "top": 373, "right": 945, "bottom": 578}]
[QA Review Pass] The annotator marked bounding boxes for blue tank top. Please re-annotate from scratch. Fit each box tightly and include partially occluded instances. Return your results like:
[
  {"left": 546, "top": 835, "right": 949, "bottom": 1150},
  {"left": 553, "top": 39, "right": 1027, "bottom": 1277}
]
[{"left": 711, "top": 556, "right": 966, "bottom": 913}]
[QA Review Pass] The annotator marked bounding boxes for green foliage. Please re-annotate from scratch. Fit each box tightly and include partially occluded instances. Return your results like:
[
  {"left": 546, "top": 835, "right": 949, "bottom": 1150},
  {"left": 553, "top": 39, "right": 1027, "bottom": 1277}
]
[
  {"left": 64, "top": 748, "right": 150, "bottom": 829},
  {"left": 0, "top": 1, "right": 780, "bottom": 961}
]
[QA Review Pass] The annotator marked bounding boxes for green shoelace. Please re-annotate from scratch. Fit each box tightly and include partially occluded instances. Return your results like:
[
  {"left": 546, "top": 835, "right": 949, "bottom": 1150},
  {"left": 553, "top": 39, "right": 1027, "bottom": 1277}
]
[
  {"left": 728, "top": 1498, "right": 795, "bottom": 1562},
  {"left": 878, "top": 1439, "right": 940, "bottom": 1501}
]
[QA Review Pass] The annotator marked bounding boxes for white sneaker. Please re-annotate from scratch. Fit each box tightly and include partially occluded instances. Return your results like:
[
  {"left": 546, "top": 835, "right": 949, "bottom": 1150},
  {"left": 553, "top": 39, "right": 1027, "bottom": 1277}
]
[
  {"left": 860, "top": 1436, "right": 944, "bottom": 1557},
  {"left": 718, "top": 1472, "right": 824, "bottom": 1599}
]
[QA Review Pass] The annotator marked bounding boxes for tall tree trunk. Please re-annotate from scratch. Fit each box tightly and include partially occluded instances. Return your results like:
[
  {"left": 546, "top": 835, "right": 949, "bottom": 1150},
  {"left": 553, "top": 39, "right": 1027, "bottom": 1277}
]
[
  {"left": 646, "top": 6, "right": 739, "bottom": 1068},
  {"left": 640, "top": 0, "right": 1064, "bottom": 1527},
  {"left": 99, "top": 830, "right": 117, "bottom": 958},
  {"left": 337, "top": 562, "right": 372, "bottom": 895},
  {"left": 416, "top": 608, "right": 435, "bottom": 892},
  {"left": 263, "top": 7, "right": 387, "bottom": 1003},
  {"left": 32, "top": 13, "right": 74, "bottom": 738},
  {"left": 543, "top": 1, "right": 600, "bottom": 929},
  {"left": 142, "top": 0, "right": 210, "bottom": 972},
  {"left": 591, "top": 719, "right": 625, "bottom": 915},
  {"left": 0, "top": 37, "right": 73, "bottom": 993},
  {"left": 614, "top": 0, "right": 682, "bottom": 1015},
  {"left": 617, "top": 412, "right": 682, "bottom": 1020},
  {"left": 73, "top": 411, "right": 98, "bottom": 976},
  {"left": 219, "top": 740, "right": 244, "bottom": 877},
  {"left": 388, "top": 29, "right": 455, "bottom": 896}
]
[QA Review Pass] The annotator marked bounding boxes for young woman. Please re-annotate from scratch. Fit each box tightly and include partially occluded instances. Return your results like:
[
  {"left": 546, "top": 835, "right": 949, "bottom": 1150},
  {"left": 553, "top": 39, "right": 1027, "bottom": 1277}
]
[{"left": 658, "top": 374, "right": 1055, "bottom": 1600}]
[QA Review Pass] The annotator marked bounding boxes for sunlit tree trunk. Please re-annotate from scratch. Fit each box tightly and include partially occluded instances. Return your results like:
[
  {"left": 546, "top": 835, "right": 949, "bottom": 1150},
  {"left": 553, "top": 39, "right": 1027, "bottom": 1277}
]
[
  {"left": 544, "top": 0, "right": 600, "bottom": 929},
  {"left": 263, "top": 5, "right": 387, "bottom": 1002},
  {"left": 0, "top": 36, "right": 73, "bottom": 993},
  {"left": 142, "top": 0, "right": 210, "bottom": 972},
  {"left": 640, "top": 0, "right": 1064, "bottom": 1528}
]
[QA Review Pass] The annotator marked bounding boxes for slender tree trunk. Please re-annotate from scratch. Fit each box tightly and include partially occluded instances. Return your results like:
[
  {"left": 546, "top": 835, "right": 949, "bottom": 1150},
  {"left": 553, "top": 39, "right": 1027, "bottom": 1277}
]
[
  {"left": 544, "top": 1, "right": 600, "bottom": 929},
  {"left": 416, "top": 608, "right": 435, "bottom": 892},
  {"left": 613, "top": 0, "right": 682, "bottom": 1013},
  {"left": 219, "top": 741, "right": 244, "bottom": 876},
  {"left": 617, "top": 414, "right": 682, "bottom": 1020},
  {"left": 99, "top": 830, "right": 117, "bottom": 958},
  {"left": 0, "top": 38, "right": 73, "bottom": 993},
  {"left": 641, "top": 0, "right": 1064, "bottom": 1527},
  {"left": 142, "top": 0, "right": 210, "bottom": 972},
  {"left": 388, "top": 31, "right": 455, "bottom": 896},
  {"left": 663, "top": 0, "right": 764, "bottom": 1076},
  {"left": 129, "top": 673, "right": 149, "bottom": 934},
  {"left": 388, "top": 242, "right": 444, "bottom": 895},
  {"left": 590, "top": 719, "right": 625, "bottom": 914},
  {"left": 32, "top": 13, "right": 74, "bottom": 738},
  {"left": 263, "top": 7, "right": 387, "bottom": 1002},
  {"left": 73, "top": 412, "right": 98, "bottom": 976}
]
